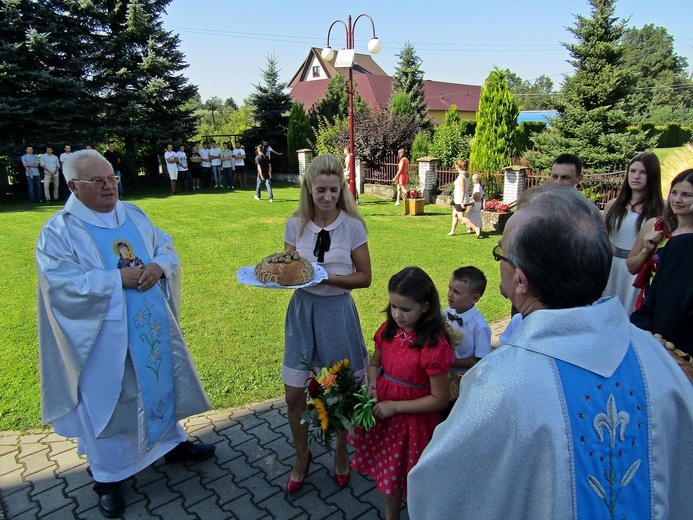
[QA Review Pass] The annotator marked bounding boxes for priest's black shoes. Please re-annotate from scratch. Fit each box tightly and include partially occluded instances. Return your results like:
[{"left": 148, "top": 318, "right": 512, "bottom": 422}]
[
  {"left": 164, "top": 440, "right": 216, "bottom": 463},
  {"left": 94, "top": 482, "right": 125, "bottom": 518}
]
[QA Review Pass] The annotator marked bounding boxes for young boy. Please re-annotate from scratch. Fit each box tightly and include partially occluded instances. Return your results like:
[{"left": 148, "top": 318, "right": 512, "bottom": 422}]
[{"left": 442, "top": 266, "right": 492, "bottom": 417}]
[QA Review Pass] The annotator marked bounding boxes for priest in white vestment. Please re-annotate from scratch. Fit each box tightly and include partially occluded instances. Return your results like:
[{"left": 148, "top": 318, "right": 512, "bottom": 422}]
[
  {"left": 407, "top": 183, "right": 693, "bottom": 519},
  {"left": 37, "top": 150, "right": 215, "bottom": 518}
]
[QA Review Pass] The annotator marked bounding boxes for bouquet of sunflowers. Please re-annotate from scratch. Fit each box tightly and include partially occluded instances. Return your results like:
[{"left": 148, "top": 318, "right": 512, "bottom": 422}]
[{"left": 301, "top": 358, "right": 376, "bottom": 452}]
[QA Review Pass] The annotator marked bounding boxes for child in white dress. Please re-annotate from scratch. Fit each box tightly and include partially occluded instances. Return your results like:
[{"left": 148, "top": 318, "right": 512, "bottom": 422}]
[{"left": 466, "top": 192, "right": 483, "bottom": 238}]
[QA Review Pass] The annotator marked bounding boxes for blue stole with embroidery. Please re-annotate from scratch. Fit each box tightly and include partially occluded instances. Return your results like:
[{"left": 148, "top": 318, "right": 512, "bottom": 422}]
[
  {"left": 85, "top": 216, "right": 175, "bottom": 447},
  {"left": 556, "top": 345, "right": 650, "bottom": 519}
]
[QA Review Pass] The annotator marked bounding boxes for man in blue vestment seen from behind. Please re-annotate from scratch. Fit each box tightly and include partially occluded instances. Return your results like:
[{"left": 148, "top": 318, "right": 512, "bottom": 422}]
[{"left": 408, "top": 183, "right": 693, "bottom": 519}]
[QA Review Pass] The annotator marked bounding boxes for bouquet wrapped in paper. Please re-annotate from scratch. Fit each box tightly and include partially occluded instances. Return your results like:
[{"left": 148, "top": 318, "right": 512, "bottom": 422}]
[{"left": 301, "top": 358, "right": 376, "bottom": 452}]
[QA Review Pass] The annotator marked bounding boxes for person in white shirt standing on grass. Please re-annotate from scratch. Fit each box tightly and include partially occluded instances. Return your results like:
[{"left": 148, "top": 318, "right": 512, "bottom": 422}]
[
  {"left": 40, "top": 146, "right": 61, "bottom": 202},
  {"left": 164, "top": 144, "right": 179, "bottom": 195}
]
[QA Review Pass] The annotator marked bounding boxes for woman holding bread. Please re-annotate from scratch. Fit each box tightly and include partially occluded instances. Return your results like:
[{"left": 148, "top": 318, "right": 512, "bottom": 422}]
[{"left": 283, "top": 153, "right": 371, "bottom": 493}]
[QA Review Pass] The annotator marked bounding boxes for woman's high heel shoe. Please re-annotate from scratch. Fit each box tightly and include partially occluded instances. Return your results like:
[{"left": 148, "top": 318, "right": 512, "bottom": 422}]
[
  {"left": 286, "top": 451, "right": 312, "bottom": 494},
  {"left": 333, "top": 470, "right": 350, "bottom": 488}
]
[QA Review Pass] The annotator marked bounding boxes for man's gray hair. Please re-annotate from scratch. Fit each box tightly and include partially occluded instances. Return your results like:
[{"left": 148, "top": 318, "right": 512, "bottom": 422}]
[
  {"left": 507, "top": 183, "right": 612, "bottom": 309},
  {"left": 62, "top": 149, "right": 113, "bottom": 182}
]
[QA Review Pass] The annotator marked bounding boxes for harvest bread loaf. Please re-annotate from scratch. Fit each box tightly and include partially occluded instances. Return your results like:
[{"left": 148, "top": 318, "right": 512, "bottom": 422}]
[{"left": 254, "top": 250, "right": 315, "bottom": 286}]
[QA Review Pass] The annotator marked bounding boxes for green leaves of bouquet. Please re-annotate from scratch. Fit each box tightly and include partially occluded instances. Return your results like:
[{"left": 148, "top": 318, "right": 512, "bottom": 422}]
[{"left": 300, "top": 358, "right": 376, "bottom": 452}]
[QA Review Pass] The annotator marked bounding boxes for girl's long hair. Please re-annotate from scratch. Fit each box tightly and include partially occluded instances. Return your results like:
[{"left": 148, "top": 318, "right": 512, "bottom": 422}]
[
  {"left": 293, "top": 154, "right": 365, "bottom": 235},
  {"left": 604, "top": 152, "right": 663, "bottom": 234},
  {"left": 382, "top": 266, "right": 450, "bottom": 349},
  {"left": 662, "top": 168, "right": 693, "bottom": 233}
]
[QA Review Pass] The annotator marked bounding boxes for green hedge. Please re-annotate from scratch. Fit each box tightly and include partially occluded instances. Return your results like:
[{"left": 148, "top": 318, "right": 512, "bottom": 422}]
[
  {"left": 459, "top": 120, "right": 477, "bottom": 136},
  {"left": 629, "top": 122, "right": 692, "bottom": 148},
  {"left": 516, "top": 121, "right": 547, "bottom": 151}
]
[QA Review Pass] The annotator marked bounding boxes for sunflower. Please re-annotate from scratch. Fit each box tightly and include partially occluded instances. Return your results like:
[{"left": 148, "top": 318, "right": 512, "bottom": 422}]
[
  {"left": 329, "top": 358, "right": 349, "bottom": 374},
  {"left": 314, "top": 398, "right": 330, "bottom": 430}
]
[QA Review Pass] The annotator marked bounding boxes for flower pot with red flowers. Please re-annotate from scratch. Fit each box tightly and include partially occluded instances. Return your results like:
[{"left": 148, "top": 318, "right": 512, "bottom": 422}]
[
  {"left": 404, "top": 188, "right": 425, "bottom": 215},
  {"left": 481, "top": 199, "right": 512, "bottom": 232}
]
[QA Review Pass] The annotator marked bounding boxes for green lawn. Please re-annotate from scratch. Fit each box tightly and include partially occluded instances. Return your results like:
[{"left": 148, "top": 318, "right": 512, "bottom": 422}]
[
  {"left": 652, "top": 146, "right": 682, "bottom": 164},
  {"left": 0, "top": 183, "right": 508, "bottom": 431}
]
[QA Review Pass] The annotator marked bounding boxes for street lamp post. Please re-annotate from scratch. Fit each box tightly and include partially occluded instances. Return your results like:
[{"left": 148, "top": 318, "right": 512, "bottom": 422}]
[{"left": 322, "top": 14, "right": 381, "bottom": 199}]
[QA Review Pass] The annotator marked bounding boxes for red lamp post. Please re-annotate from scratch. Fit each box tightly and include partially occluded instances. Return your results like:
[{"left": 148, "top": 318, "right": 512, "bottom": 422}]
[{"left": 322, "top": 14, "right": 382, "bottom": 199}]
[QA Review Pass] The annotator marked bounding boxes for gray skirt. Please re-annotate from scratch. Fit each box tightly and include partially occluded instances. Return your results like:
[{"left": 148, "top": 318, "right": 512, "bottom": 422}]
[{"left": 282, "top": 289, "right": 369, "bottom": 387}]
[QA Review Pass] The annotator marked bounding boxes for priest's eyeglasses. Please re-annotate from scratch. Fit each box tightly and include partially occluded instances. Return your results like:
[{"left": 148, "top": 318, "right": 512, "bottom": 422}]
[
  {"left": 492, "top": 244, "right": 516, "bottom": 267},
  {"left": 73, "top": 176, "right": 120, "bottom": 188}
]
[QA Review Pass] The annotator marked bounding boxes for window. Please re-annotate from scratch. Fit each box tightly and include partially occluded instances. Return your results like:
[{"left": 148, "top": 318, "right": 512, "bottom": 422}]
[{"left": 312, "top": 66, "right": 320, "bottom": 78}]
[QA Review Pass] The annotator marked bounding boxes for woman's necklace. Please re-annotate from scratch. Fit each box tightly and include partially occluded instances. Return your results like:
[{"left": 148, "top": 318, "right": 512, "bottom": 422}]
[{"left": 394, "top": 329, "right": 414, "bottom": 347}]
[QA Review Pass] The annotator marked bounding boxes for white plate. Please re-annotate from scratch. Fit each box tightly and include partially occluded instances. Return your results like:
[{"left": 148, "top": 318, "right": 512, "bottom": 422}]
[{"left": 236, "top": 262, "right": 328, "bottom": 289}]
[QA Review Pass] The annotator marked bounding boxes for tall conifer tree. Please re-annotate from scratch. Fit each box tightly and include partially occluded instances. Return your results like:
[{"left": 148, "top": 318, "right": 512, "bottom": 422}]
[
  {"left": 528, "top": 0, "right": 647, "bottom": 171},
  {"left": 469, "top": 70, "right": 519, "bottom": 173},
  {"left": 391, "top": 42, "right": 427, "bottom": 126}
]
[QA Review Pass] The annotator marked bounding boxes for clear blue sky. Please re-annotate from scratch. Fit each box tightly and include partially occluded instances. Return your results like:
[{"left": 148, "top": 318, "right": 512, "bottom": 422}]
[{"left": 162, "top": 0, "right": 693, "bottom": 105}]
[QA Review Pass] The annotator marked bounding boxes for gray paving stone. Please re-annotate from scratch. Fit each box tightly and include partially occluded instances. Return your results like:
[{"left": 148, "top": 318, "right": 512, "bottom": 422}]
[
  {"left": 18, "top": 433, "right": 47, "bottom": 444},
  {"left": 237, "top": 414, "right": 266, "bottom": 432},
  {"left": 47, "top": 440, "right": 77, "bottom": 457},
  {"left": 26, "top": 467, "right": 62, "bottom": 496},
  {"left": 17, "top": 443, "right": 47, "bottom": 460},
  {"left": 120, "top": 498, "right": 158, "bottom": 519},
  {"left": 262, "top": 437, "right": 297, "bottom": 463},
  {"left": 3, "top": 507, "right": 40, "bottom": 520},
  {"left": 258, "top": 408, "right": 291, "bottom": 432},
  {"left": 38, "top": 433, "right": 66, "bottom": 444},
  {"left": 50, "top": 449, "right": 87, "bottom": 475},
  {"left": 246, "top": 421, "right": 282, "bottom": 447},
  {"left": 150, "top": 497, "right": 197, "bottom": 519},
  {"left": 132, "top": 465, "right": 165, "bottom": 488},
  {"left": 0, "top": 451, "right": 22, "bottom": 477},
  {"left": 249, "top": 450, "right": 290, "bottom": 482},
  {"left": 232, "top": 436, "right": 269, "bottom": 466},
  {"left": 0, "top": 433, "right": 20, "bottom": 446},
  {"left": 323, "top": 482, "right": 374, "bottom": 518},
  {"left": 256, "top": 492, "right": 307, "bottom": 519},
  {"left": 40, "top": 503, "right": 77, "bottom": 519},
  {"left": 20, "top": 449, "right": 55, "bottom": 478},
  {"left": 32, "top": 482, "right": 71, "bottom": 516},
  {"left": 205, "top": 409, "right": 237, "bottom": 424},
  {"left": 229, "top": 407, "right": 256, "bottom": 420},
  {"left": 70, "top": 482, "right": 99, "bottom": 515},
  {"left": 188, "top": 427, "right": 228, "bottom": 447},
  {"left": 221, "top": 455, "right": 261, "bottom": 485},
  {"left": 2, "top": 485, "right": 39, "bottom": 519},
  {"left": 198, "top": 438, "right": 242, "bottom": 467},
  {"left": 0, "top": 444, "right": 17, "bottom": 457},
  {"left": 0, "top": 468, "right": 30, "bottom": 496},
  {"left": 187, "top": 459, "right": 229, "bottom": 486},
  {"left": 156, "top": 461, "right": 198, "bottom": 486},
  {"left": 138, "top": 478, "right": 180, "bottom": 510},
  {"left": 236, "top": 471, "right": 282, "bottom": 503},
  {"left": 203, "top": 474, "right": 245, "bottom": 503},
  {"left": 57, "top": 465, "right": 92, "bottom": 494},
  {"left": 169, "top": 475, "right": 214, "bottom": 508},
  {"left": 355, "top": 488, "right": 385, "bottom": 518},
  {"left": 222, "top": 492, "right": 269, "bottom": 520},
  {"left": 283, "top": 484, "right": 340, "bottom": 517},
  {"left": 186, "top": 494, "right": 230, "bottom": 520}
]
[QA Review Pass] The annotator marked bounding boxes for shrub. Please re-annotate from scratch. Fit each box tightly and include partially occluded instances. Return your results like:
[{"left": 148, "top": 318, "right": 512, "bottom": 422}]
[
  {"left": 516, "top": 121, "right": 547, "bottom": 151},
  {"left": 411, "top": 131, "right": 431, "bottom": 162},
  {"left": 656, "top": 123, "right": 692, "bottom": 148}
]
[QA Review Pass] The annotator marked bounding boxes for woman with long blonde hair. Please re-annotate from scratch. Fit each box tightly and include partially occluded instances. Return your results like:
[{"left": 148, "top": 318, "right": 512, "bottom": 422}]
[{"left": 282, "top": 154, "right": 371, "bottom": 493}]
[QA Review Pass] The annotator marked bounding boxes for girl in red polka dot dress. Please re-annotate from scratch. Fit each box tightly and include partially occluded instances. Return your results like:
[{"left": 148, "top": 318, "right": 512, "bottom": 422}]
[{"left": 350, "top": 266, "right": 454, "bottom": 520}]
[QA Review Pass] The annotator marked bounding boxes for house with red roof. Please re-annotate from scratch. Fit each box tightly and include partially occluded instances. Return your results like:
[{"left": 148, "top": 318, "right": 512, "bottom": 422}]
[{"left": 289, "top": 48, "right": 480, "bottom": 125}]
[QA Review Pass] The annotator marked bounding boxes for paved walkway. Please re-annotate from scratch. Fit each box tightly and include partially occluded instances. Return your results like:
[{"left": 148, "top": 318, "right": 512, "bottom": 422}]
[{"left": 0, "top": 318, "right": 510, "bottom": 519}]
